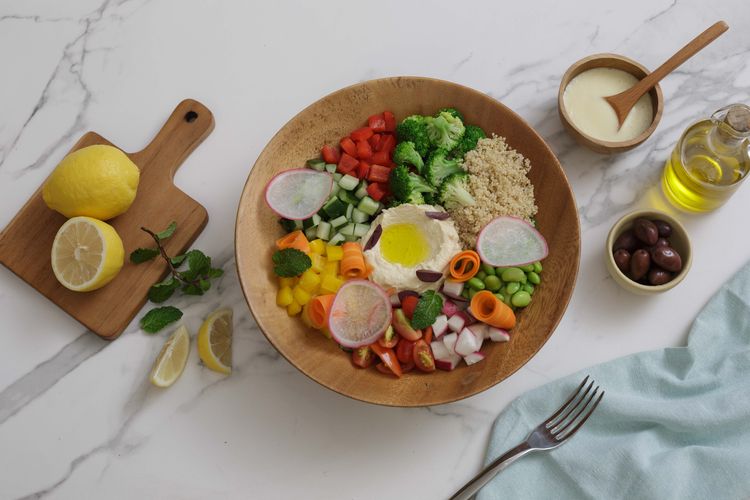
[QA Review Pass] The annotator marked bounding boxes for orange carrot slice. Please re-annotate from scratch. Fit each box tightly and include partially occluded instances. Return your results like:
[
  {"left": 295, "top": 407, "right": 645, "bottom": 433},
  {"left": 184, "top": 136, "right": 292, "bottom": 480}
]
[
  {"left": 276, "top": 230, "right": 310, "bottom": 253},
  {"left": 308, "top": 294, "right": 335, "bottom": 330},
  {"left": 341, "top": 242, "right": 369, "bottom": 279},
  {"left": 470, "top": 290, "right": 516, "bottom": 329},
  {"left": 449, "top": 250, "right": 480, "bottom": 282}
]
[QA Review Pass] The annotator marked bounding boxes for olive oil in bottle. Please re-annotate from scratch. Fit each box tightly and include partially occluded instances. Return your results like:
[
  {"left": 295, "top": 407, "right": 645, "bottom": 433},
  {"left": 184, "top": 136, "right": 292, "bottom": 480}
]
[{"left": 662, "top": 104, "right": 750, "bottom": 212}]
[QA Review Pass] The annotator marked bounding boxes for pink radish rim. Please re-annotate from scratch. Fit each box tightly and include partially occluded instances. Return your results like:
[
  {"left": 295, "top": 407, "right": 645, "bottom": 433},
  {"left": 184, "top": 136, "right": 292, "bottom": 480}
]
[
  {"left": 476, "top": 215, "right": 549, "bottom": 267},
  {"left": 263, "top": 168, "right": 333, "bottom": 220},
  {"left": 328, "top": 279, "right": 392, "bottom": 348}
]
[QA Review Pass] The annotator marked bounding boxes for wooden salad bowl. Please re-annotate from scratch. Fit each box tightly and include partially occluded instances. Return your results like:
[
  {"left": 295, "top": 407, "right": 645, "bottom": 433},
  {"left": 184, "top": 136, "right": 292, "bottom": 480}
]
[{"left": 236, "top": 77, "right": 580, "bottom": 407}]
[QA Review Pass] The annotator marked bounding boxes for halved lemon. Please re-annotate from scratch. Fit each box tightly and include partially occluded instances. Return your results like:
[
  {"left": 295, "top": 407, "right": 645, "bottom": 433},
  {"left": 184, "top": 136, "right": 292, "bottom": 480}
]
[
  {"left": 149, "top": 325, "right": 190, "bottom": 388},
  {"left": 197, "top": 308, "right": 233, "bottom": 375},
  {"left": 51, "top": 216, "right": 124, "bottom": 292}
]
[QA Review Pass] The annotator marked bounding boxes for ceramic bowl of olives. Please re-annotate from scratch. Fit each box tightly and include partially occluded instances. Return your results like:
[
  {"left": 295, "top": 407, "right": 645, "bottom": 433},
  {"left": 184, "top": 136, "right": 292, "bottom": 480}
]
[{"left": 605, "top": 210, "right": 692, "bottom": 295}]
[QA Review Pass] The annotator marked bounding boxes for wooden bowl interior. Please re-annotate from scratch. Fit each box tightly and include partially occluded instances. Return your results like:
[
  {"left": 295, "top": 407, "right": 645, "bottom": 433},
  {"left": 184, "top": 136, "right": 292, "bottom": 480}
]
[
  {"left": 557, "top": 54, "right": 664, "bottom": 154},
  {"left": 236, "top": 77, "right": 580, "bottom": 406}
]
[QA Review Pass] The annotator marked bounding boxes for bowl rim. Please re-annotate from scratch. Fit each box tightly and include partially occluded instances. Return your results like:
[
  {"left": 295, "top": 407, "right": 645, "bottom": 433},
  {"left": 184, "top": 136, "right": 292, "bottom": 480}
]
[
  {"left": 235, "top": 76, "right": 580, "bottom": 406},
  {"left": 558, "top": 53, "right": 665, "bottom": 151},
  {"left": 605, "top": 209, "right": 692, "bottom": 292}
]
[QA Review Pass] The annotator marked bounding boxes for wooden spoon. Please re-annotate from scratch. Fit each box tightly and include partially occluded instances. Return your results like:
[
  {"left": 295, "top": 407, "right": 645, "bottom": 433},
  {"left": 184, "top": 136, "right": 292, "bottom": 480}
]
[{"left": 605, "top": 21, "right": 728, "bottom": 127}]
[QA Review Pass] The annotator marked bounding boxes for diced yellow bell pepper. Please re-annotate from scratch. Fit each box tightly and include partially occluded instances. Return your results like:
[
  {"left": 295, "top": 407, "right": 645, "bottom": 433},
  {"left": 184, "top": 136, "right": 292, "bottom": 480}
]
[
  {"left": 310, "top": 253, "right": 326, "bottom": 274},
  {"left": 298, "top": 270, "right": 321, "bottom": 293},
  {"left": 287, "top": 300, "right": 302, "bottom": 316},
  {"left": 326, "top": 244, "right": 344, "bottom": 262},
  {"left": 308, "top": 239, "right": 326, "bottom": 255},
  {"left": 300, "top": 303, "right": 314, "bottom": 328},
  {"left": 292, "top": 285, "right": 312, "bottom": 305},
  {"left": 279, "top": 277, "right": 297, "bottom": 288},
  {"left": 276, "top": 286, "right": 294, "bottom": 307},
  {"left": 320, "top": 274, "right": 344, "bottom": 294},
  {"left": 322, "top": 260, "right": 340, "bottom": 277}
]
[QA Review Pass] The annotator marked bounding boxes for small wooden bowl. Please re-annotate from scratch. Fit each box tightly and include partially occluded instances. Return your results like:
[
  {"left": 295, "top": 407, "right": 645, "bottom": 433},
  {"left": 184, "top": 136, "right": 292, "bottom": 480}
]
[
  {"left": 558, "top": 54, "right": 664, "bottom": 154},
  {"left": 605, "top": 210, "right": 692, "bottom": 295},
  {"left": 236, "top": 77, "right": 580, "bottom": 406}
]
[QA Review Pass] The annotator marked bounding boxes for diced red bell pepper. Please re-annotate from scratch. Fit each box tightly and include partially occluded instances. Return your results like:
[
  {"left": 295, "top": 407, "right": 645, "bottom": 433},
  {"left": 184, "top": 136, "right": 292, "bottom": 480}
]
[
  {"left": 378, "top": 134, "right": 396, "bottom": 153},
  {"left": 371, "top": 150, "right": 389, "bottom": 165},
  {"left": 357, "top": 161, "right": 370, "bottom": 179},
  {"left": 356, "top": 139, "right": 372, "bottom": 160},
  {"left": 384, "top": 159, "right": 396, "bottom": 169},
  {"left": 368, "top": 113, "right": 387, "bottom": 132},
  {"left": 340, "top": 137, "right": 358, "bottom": 158},
  {"left": 321, "top": 145, "right": 340, "bottom": 164},
  {"left": 367, "top": 164, "right": 391, "bottom": 184},
  {"left": 383, "top": 111, "right": 396, "bottom": 132},
  {"left": 366, "top": 182, "right": 388, "bottom": 201},
  {"left": 368, "top": 133, "right": 382, "bottom": 150},
  {"left": 350, "top": 127, "right": 374, "bottom": 141},
  {"left": 338, "top": 152, "right": 359, "bottom": 175}
]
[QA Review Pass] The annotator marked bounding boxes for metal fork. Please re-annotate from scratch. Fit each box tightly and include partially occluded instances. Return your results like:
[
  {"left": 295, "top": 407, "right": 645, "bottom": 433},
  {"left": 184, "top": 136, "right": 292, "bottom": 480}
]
[{"left": 449, "top": 376, "right": 604, "bottom": 500}]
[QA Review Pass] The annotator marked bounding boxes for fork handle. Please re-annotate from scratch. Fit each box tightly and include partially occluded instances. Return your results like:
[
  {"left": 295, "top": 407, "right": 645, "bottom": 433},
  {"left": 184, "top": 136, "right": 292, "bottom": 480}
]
[{"left": 449, "top": 442, "right": 533, "bottom": 500}]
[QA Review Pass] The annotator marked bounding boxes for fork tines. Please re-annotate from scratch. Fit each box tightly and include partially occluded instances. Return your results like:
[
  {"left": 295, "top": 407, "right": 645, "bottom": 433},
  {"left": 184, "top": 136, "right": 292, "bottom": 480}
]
[{"left": 545, "top": 376, "right": 604, "bottom": 441}]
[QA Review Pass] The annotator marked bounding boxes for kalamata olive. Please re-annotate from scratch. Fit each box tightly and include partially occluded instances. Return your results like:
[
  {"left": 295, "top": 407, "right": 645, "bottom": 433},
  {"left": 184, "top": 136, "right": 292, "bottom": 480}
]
[
  {"left": 651, "top": 246, "right": 682, "bottom": 272},
  {"left": 613, "top": 230, "right": 638, "bottom": 252},
  {"left": 613, "top": 249, "right": 631, "bottom": 274},
  {"left": 629, "top": 249, "right": 651, "bottom": 281},
  {"left": 633, "top": 218, "right": 659, "bottom": 246},
  {"left": 653, "top": 219, "right": 673, "bottom": 238},
  {"left": 648, "top": 267, "right": 673, "bottom": 285},
  {"left": 655, "top": 237, "right": 669, "bottom": 248}
]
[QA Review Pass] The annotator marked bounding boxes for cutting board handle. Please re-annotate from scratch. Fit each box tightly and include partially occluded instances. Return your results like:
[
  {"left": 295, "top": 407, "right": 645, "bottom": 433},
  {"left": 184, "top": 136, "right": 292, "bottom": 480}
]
[{"left": 131, "top": 99, "right": 215, "bottom": 181}]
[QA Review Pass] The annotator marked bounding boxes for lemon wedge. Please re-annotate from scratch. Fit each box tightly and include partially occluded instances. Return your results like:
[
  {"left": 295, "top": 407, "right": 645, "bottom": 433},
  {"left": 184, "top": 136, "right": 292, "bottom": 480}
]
[
  {"left": 149, "top": 325, "right": 190, "bottom": 387},
  {"left": 197, "top": 308, "right": 233, "bottom": 374},
  {"left": 51, "top": 216, "right": 124, "bottom": 292}
]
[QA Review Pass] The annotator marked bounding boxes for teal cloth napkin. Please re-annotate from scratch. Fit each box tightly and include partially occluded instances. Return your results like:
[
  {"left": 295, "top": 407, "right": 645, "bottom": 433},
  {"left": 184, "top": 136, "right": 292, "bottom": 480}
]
[{"left": 478, "top": 262, "right": 750, "bottom": 500}]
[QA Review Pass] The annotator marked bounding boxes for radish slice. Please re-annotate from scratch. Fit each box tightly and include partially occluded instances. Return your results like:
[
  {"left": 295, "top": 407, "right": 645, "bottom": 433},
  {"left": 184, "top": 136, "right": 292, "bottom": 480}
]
[
  {"left": 447, "top": 314, "right": 465, "bottom": 333},
  {"left": 489, "top": 327, "right": 511, "bottom": 342},
  {"left": 455, "top": 328, "right": 481, "bottom": 356},
  {"left": 431, "top": 314, "right": 449, "bottom": 338},
  {"left": 264, "top": 169, "right": 333, "bottom": 220},
  {"left": 328, "top": 280, "right": 392, "bottom": 348},
  {"left": 476, "top": 216, "right": 548, "bottom": 267},
  {"left": 463, "top": 352, "right": 485, "bottom": 366}
]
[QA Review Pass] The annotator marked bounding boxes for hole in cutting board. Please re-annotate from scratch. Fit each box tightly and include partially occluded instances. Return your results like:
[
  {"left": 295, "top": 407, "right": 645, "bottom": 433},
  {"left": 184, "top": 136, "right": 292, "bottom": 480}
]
[{"left": 184, "top": 110, "right": 198, "bottom": 122}]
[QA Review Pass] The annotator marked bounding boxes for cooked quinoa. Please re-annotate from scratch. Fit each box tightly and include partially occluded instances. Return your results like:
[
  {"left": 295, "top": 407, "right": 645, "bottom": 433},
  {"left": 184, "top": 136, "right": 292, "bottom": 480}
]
[{"left": 450, "top": 135, "right": 538, "bottom": 248}]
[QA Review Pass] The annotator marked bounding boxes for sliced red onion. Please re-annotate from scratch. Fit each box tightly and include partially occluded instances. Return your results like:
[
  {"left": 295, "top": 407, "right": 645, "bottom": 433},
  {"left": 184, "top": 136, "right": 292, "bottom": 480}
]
[
  {"left": 416, "top": 270, "right": 443, "bottom": 282},
  {"left": 398, "top": 290, "right": 419, "bottom": 303},
  {"left": 425, "top": 211, "right": 450, "bottom": 220},
  {"left": 363, "top": 224, "right": 382, "bottom": 251}
]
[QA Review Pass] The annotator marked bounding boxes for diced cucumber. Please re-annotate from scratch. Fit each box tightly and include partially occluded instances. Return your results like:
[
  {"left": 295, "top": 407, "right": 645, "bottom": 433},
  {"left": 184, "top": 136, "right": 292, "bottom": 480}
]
[
  {"left": 311, "top": 213, "right": 322, "bottom": 226},
  {"left": 351, "top": 207, "right": 369, "bottom": 224},
  {"left": 302, "top": 217, "right": 316, "bottom": 230},
  {"left": 338, "top": 174, "right": 359, "bottom": 191},
  {"left": 345, "top": 203, "right": 354, "bottom": 220},
  {"left": 304, "top": 226, "right": 318, "bottom": 240},
  {"left": 316, "top": 221, "right": 332, "bottom": 241},
  {"left": 353, "top": 223, "right": 370, "bottom": 238},
  {"left": 340, "top": 223, "right": 355, "bottom": 236},
  {"left": 329, "top": 233, "right": 346, "bottom": 245},
  {"left": 330, "top": 215, "right": 348, "bottom": 229},
  {"left": 354, "top": 181, "right": 369, "bottom": 199},
  {"left": 317, "top": 209, "right": 329, "bottom": 221},
  {"left": 333, "top": 173, "right": 343, "bottom": 182},
  {"left": 357, "top": 196, "right": 380, "bottom": 216},
  {"left": 306, "top": 158, "right": 326, "bottom": 171},
  {"left": 279, "top": 218, "right": 298, "bottom": 232},
  {"left": 338, "top": 190, "right": 359, "bottom": 206},
  {"left": 331, "top": 183, "right": 340, "bottom": 196},
  {"left": 345, "top": 234, "right": 359, "bottom": 242},
  {"left": 322, "top": 197, "right": 347, "bottom": 219},
  {"left": 325, "top": 163, "right": 337, "bottom": 173}
]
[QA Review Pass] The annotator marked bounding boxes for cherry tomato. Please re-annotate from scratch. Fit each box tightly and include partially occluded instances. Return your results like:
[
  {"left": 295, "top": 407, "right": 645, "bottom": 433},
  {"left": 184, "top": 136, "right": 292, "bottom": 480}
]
[
  {"left": 400, "top": 361, "right": 415, "bottom": 374},
  {"left": 413, "top": 339, "right": 435, "bottom": 372},
  {"left": 396, "top": 339, "right": 415, "bottom": 364},
  {"left": 371, "top": 343, "right": 402, "bottom": 377},
  {"left": 401, "top": 295, "right": 419, "bottom": 320},
  {"left": 352, "top": 345, "right": 374, "bottom": 368},
  {"left": 423, "top": 326, "right": 433, "bottom": 345},
  {"left": 378, "top": 325, "right": 399, "bottom": 348}
]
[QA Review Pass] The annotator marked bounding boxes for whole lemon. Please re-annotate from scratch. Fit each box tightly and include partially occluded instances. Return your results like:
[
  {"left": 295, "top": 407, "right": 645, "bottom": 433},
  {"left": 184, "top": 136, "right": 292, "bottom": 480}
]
[{"left": 43, "top": 145, "right": 140, "bottom": 220}]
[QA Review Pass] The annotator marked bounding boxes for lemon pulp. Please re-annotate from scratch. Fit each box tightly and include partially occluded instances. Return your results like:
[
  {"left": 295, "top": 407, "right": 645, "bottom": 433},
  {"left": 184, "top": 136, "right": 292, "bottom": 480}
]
[{"left": 379, "top": 223, "right": 430, "bottom": 267}]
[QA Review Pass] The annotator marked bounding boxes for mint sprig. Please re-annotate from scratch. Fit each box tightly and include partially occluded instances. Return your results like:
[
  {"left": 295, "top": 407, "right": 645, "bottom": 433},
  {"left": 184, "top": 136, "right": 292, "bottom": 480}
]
[{"left": 411, "top": 290, "right": 444, "bottom": 330}]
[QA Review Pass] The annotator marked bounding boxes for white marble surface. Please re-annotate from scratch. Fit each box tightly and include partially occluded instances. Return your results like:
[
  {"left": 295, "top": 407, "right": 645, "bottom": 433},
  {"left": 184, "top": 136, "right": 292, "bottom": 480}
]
[{"left": 1, "top": 1, "right": 749, "bottom": 498}]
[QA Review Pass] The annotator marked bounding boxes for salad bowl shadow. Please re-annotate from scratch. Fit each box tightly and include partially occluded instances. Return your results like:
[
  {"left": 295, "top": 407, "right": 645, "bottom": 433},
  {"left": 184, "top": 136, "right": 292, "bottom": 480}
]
[{"left": 236, "top": 76, "right": 580, "bottom": 407}]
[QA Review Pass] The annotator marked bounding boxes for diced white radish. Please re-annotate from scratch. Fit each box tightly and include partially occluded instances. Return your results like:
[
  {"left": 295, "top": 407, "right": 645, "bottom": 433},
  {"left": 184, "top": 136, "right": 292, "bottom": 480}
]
[
  {"left": 442, "top": 300, "right": 461, "bottom": 317},
  {"left": 441, "top": 279, "right": 465, "bottom": 300},
  {"left": 442, "top": 332, "right": 458, "bottom": 354},
  {"left": 389, "top": 293, "right": 401, "bottom": 307},
  {"left": 435, "top": 355, "right": 461, "bottom": 371},
  {"left": 454, "top": 310, "right": 476, "bottom": 326},
  {"left": 463, "top": 352, "right": 485, "bottom": 366},
  {"left": 431, "top": 314, "right": 449, "bottom": 338},
  {"left": 466, "top": 306, "right": 478, "bottom": 321},
  {"left": 430, "top": 341, "right": 451, "bottom": 360},
  {"left": 468, "top": 322, "right": 490, "bottom": 341},
  {"left": 447, "top": 314, "right": 465, "bottom": 333},
  {"left": 489, "top": 327, "right": 511, "bottom": 343},
  {"left": 455, "top": 328, "right": 481, "bottom": 356}
]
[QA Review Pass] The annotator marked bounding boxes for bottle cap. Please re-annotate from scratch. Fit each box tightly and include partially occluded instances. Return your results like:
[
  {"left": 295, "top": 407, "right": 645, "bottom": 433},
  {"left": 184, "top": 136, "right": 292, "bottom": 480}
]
[{"left": 725, "top": 105, "right": 750, "bottom": 133}]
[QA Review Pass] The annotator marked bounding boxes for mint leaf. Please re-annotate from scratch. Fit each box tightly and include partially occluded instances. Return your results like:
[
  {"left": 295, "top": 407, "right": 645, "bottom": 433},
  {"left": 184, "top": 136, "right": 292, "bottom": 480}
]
[
  {"left": 130, "top": 248, "right": 159, "bottom": 264},
  {"left": 170, "top": 254, "right": 187, "bottom": 267},
  {"left": 272, "top": 248, "right": 311, "bottom": 277},
  {"left": 199, "top": 279, "right": 211, "bottom": 292},
  {"left": 148, "top": 277, "right": 179, "bottom": 303},
  {"left": 182, "top": 283, "right": 204, "bottom": 296},
  {"left": 411, "top": 290, "right": 443, "bottom": 330},
  {"left": 207, "top": 268, "right": 224, "bottom": 278},
  {"left": 186, "top": 249, "right": 210, "bottom": 275},
  {"left": 156, "top": 221, "right": 177, "bottom": 240},
  {"left": 140, "top": 306, "right": 182, "bottom": 333}
]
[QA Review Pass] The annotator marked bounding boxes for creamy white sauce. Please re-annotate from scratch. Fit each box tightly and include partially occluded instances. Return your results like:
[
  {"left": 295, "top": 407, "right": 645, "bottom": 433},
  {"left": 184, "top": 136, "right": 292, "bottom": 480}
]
[{"left": 563, "top": 67, "right": 653, "bottom": 142}]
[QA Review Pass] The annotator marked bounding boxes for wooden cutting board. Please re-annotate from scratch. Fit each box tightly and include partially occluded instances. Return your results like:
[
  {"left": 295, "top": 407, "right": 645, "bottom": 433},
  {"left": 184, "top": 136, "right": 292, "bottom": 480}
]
[{"left": 0, "top": 99, "right": 214, "bottom": 339}]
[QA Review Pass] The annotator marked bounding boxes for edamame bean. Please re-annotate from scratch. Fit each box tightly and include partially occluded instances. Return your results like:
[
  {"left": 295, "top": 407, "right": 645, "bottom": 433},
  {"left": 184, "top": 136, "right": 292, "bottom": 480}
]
[
  {"left": 481, "top": 263, "right": 496, "bottom": 276},
  {"left": 476, "top": 270, "right": 487, "bottom": 281},
  {"left": 501, "top": 267, "right": 525, "bottom": 282},
  {"left": 522, "top": 283, "right": 535, "bottom": 295},
  {"left": 505, "top": 282, "right": 520, "bottom": 295},
  {"left": 533, "top": 261, "right": 543, "bottom": 273},
  {"left": 468, "top": 288, "right": 479, "bottom": 299},
  {"left": 511, "top": 290, "right": 531, "bottom": 307},
  {"left": 527, "top": 271, "right": 540, "bottom": 285},
  {"left": 461, "top": 288, "right": 470, "bottom": 299},
  {"left": 493, "top": 293, "right": 505, "bottom": 302},
  {"left": 520, "top": 264, "right": 535, "bottom": 272},
  {"left": 484, "top": 275, "right": 502, "bottom": 292},
  {"left": 468, "top": 277, "right": 485, "bottom": 291}
]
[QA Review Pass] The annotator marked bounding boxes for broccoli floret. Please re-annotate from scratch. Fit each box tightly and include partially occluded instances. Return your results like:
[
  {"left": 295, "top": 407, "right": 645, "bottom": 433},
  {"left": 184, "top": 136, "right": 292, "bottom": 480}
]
[
  {"left": 422, "top": 191, "right": 436, "bottom": 205},
  {"left": 438, "top": 172, "right": 475, "bottom": 209},
  {"left": 437, "top": 107, "right": 464, "bottom": 122},
  {"left": 452, "top": 125, "right": 486, "bottom": 158},
  {"left": 396, "top": 116, "right": 431, "bottom": 157},
  {"left": 392, "top": 141, "right": 424, "bottom": 173},
  {"left": 424, "top": 150, "right": 464, "bottom": 186},
  {"left": 426, "top": 111, "right": 465, "bottom": 151},
  {"left": 389, "top": 165, "right": 435, "bottom": 203}
]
